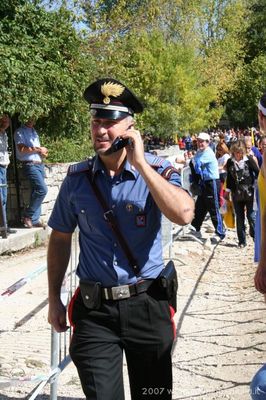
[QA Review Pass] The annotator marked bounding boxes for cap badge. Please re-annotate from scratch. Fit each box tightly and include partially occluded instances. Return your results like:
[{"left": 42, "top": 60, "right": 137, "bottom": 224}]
[
  {"left": 126, "top": 204, "right": 133, "bottom": 212},
  {"left": 101, "top": 82, "right": 125, "bottom": 104}
]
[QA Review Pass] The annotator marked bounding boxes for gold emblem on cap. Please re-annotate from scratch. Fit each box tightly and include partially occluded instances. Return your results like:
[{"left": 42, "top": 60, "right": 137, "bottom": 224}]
[
  {"left": 126, "top": 204, "right": 133, "bottom": 212},
  {"left": 101, "top": 82, "right": 125, "bottom": 104}
]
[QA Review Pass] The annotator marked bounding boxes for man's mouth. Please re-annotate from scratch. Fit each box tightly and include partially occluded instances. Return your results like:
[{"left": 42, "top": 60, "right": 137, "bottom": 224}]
[{"left": 96, "top": 137, "right": 111, "bottom": 145}]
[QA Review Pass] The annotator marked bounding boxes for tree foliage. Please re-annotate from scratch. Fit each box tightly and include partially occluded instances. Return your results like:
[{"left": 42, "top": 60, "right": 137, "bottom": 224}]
[
  {"left": 225, "top": 0, "right": 266, "bottom": 127},
  {"left": 78, "top": 0, "right": 248, "bottom": 135},
  {"left": 0, "top": 0, "right": 93, "bottom": 139},
  {"left": 1, "top": 0, "right": 265, "bottom": 162}
]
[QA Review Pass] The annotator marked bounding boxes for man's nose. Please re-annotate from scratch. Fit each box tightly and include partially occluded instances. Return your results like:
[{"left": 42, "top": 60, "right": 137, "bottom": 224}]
[{"left": 97, "top": 124, "right": 108, "bottom": 133}]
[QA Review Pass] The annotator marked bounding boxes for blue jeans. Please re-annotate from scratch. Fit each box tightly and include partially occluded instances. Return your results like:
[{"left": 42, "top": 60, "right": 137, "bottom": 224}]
[
  {"left": 0, "top": 166, "right": 7, "bottom": 227},
  {"left": 232, "top": 198, "right": 255, "bottom": 246},
  {"left": 23, "top": 164, "right": 48, "bottom": 224},
  {"left": 250, "top": 364, "right": 266, "bottom": 400}
]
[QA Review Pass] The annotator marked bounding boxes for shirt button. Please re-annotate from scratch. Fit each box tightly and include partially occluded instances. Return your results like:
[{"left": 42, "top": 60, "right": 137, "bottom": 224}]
[
  {"left": 81, "top": 209, "right": 85, "bottom": 214},
  {"left": 114, "top": 261, "right": 118, "bottom": 266},
  {"left": 114, "top": 243, "right": 117, "bottom": 247},
  {"left": 112, "top": 204, "right": 116, "bottom": 209}
]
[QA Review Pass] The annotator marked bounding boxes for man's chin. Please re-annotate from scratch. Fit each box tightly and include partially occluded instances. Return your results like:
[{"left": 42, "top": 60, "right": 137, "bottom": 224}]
[{"left": 94, "top": 146, "right": 110, "bottom": 155}]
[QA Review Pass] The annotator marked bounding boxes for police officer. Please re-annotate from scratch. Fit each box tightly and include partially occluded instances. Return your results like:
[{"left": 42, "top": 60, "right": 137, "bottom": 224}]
[{"left": 47, "top": 78, "right": 195, "bottom": 400}]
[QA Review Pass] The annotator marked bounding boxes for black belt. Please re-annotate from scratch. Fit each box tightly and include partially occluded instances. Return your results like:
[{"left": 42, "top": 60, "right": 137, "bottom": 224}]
[
  {"left": 102, "top": 279, "right": 153, "bottom": 300},
  {"left": 0, "top": 165, "right": 7, "bottom": 168}
]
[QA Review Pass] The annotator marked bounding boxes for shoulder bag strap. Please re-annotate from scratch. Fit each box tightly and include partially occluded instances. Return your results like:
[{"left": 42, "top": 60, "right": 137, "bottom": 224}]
[{"left": 85, "top": 171, "right": 140, "bottom": 276}]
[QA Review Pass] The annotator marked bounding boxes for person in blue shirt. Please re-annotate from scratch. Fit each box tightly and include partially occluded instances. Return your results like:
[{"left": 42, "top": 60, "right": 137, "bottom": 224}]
[
  {"left": 47, "top": 78, "right": 195, "bottom": 400},
  {"left": 14, "top": 119, "right": 48, "bottom": 228},
  {"left": 189, "top": 132, "right": 226, "bottom": 243}
]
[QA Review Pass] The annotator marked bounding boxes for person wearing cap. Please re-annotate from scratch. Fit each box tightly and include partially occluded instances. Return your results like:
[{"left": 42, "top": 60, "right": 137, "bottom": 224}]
[
  {"left": 47, "top": 78, "right": 195, "bottom": 400},
  {"left": 0, "top": 114, "right": 17, "bottom": 235},
  {"left": 14, "top": 119, "right": 48, "bottom": 228},
  {"left": 189, "top": 131, "right": 226, "bottom": 243},
  {"left": 250, "top": 93, "right": 266, "bottom": 400}
]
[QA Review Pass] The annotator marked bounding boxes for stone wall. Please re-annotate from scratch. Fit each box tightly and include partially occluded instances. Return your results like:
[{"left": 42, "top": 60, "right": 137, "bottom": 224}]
[{"left": 7, "top": 163, "right": 71, "bottom": 225}]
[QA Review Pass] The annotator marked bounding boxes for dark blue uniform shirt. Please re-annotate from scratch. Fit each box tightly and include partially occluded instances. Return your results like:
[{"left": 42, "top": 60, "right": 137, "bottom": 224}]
[{"left": 48, "top": 153, "right": 181, "bottom": 286}]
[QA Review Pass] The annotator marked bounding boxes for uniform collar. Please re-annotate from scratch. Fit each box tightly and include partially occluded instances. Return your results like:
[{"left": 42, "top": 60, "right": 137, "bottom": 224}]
[{"left": 92, "top": 155, "right": 137, "bottom": 179}]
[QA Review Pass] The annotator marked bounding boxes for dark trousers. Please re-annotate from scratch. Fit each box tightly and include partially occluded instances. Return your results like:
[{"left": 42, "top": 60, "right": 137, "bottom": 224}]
[
  {"left": 191, "top": 179, "right": 225, "bottom": 237},
  {"left": 232, "top": 198, "right": 255, "bottom": 245},
  {"left": 69, "top": 288, "right": 175, "bottom": 400}
]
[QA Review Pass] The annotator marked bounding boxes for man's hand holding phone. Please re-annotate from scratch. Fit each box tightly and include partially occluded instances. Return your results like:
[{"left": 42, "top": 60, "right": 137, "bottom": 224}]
[
  {"left": 122, "top": 125, "right": 146, "bottom": 169},
  {"left": 103, "top": 123, "right": 146, "bottom": 169}
]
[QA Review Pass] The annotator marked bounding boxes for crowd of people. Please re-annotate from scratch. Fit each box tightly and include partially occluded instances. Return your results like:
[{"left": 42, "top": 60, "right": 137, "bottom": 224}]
[
  {"left": 175, "top": 125, "right": 265, "bottom": 249},
  {"left": 174, "top": 97, "right": 266, "bottom": 399}
]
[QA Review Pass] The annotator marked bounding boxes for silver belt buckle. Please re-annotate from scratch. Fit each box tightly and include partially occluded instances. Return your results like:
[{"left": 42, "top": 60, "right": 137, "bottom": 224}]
[{"left": 111, "top": 285, "right": 130, "bottom": 300}]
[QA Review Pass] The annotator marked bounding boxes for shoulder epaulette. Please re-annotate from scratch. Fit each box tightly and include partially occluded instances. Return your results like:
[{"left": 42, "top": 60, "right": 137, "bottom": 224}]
[
  {"left": 67, "top": 158, "right": 93, "bottom": 176},
  {"left": 145, "top": 152, "right": 165, "bottom": 168}
]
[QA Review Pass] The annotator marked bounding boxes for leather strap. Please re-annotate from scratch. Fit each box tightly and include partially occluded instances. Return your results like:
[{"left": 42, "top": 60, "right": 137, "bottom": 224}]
[{"left": 86, "top": 170, "right": 140, "bottom": 276}]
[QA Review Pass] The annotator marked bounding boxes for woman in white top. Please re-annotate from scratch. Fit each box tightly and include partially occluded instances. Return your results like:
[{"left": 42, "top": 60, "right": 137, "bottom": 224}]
[{"left": 216, "top": 142, "right": 230, "bottom": 183}]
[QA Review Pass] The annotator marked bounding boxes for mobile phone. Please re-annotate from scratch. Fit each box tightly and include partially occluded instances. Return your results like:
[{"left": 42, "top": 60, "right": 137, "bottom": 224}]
[{"left": 104, "top": 136, "right": 131, "bottom": 155}]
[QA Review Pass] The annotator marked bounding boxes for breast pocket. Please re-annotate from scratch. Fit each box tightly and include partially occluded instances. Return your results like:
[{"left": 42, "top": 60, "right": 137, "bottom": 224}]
[{"left": 77, "top": 204, "right": 104, "bottom": 235}]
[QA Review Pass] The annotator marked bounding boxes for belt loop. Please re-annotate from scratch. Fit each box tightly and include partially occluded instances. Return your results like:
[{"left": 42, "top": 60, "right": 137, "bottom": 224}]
[{"left": 103, "top": 288, "right": 109, "bottom": 300}]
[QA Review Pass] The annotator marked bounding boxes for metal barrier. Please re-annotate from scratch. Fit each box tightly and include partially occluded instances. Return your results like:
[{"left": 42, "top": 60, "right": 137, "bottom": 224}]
[{"left": 0, "top": 182, "right": 8, "bottom": 238}]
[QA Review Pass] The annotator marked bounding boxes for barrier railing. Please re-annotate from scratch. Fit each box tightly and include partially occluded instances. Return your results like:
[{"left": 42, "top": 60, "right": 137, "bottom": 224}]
[
  {"left": 0, "top": 183, "right": 8, "bottom": 238},
  {"left": 176, "top": 166, "right": 205, "bottom": 246}
]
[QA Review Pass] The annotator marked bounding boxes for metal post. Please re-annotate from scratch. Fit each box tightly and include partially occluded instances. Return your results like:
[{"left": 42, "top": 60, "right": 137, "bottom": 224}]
[
  {"left": 0, "top": 185, "right": 7, "bottom": 238},
  {"left": 50, "top": 328, "right": 59, "bottom": 400},
  {"left": 9, "top": 116, "right": 22, "bottom": 224}
]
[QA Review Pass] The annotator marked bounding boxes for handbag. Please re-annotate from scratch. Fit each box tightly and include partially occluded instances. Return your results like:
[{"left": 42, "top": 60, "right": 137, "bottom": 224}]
[
  {"left": 231, "top": 160, "right": 254, "bottom": 202},
  {"left": 233, "top": 185, "right": 253, "bottom": 202},
  {"left": 223, "top": 200, "right": 235, "bottom": 229}
]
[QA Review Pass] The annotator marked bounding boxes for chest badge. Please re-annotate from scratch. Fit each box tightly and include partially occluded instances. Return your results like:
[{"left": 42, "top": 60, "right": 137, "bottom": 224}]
[{"left": 135, "top": 214, "right": 146, "bottom": 227}]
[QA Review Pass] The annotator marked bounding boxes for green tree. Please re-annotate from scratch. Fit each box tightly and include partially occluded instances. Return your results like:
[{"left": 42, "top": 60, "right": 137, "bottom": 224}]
[
  {"left": 0, "top": 0, "right": 95, "bottom": 161},
  {"left": 80, "top": 0, "right": 249, "bottom": 134},
  {"left": 225, "top": 0, "right": 266, "bottom": 127}
]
